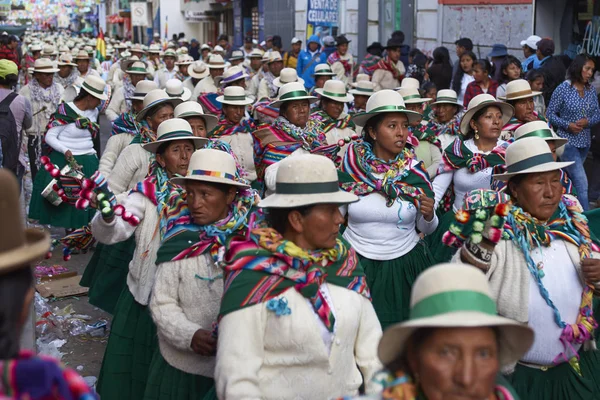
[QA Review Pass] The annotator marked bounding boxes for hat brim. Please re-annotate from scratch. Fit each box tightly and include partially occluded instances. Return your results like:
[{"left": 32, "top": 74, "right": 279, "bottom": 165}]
[
  {"left": 176, "top": 112, "right": 219, "bottom": 132},
  {"left": 430, "top": 100, "right": 464, "bottom": 110},
  {"left": 32, "top": 68, "right": 60, "bottom": 74},
  {"left": 315, "top": 88, "right": 353, "bottom": 103},
  {"left": 270, "top": 95, "right": 319, "bottom": 108},
  {"left": 208, "top": 64, "right": 226, "bottom": 69},
  {"left": 258, "top": 190, "right": 359, "bottom": 208},
  {"left": 348, "top": 89, "right": 374, "bottom": 96},
  {"left": 142, "top": 135, "right": 208, "bottom": 154},
  {"left": 188, "top": 69, "right": 210, "bottom": 79},
  {"left": 82, "top": 87, "right": 108, "bottom": 101},
  {"left": 351, "top": 108, "right": 422, "bottom": 127},
  {"left": 498, "top": 90, "right": 542, "bottom": 101},
  {"left": 314, "top": 71, "right": 336, "bottom": 77},
  {"left": 273, "top": 76, "right": 305, "bottom": 88},
  {"left": 171, "top": 174, "right": 250, "bottom": 188},
  {"left": 493, "top": 160, "right": 573, "bottom": 181},
  {"left": 377, "top": 311, "right": 534, "bottom": 368},
  {"left": 460, "top": 101, "right": 514, "bottom": 135},
  {"left": 216, "top": 95, "right": 254, "bottom": 106},
  {"left": 402, "top": 97, "right": 432, "bottom": 104},
  {"left": 220, "top": 73, "right": 250, "bottom": 86},
  {"left": 520, "top": 40, "right": 527, "bottom": 47},
  {"left": 545, "top": 136, "right": 568, "bottom": 149},
  {"left": 0, "top": 229, "right": 50, "bottom": 274},
  {"left": 136, "top": 97, "right": 184, "bottom": 122}
]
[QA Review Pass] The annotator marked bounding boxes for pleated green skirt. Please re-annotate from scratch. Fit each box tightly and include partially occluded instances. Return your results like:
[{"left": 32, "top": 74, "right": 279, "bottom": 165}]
[
  {"left": 97, "top": 287, "right": 157, "bottom": 400},
  {"left": 425, "top": 209, "right": 462, "bottom": 264},
  {"left": 80, "top": 237, "right": 136, "bottom": 315},
  {"left": 28, "top": 151, "right": 98, "bottom": 229},
  {"left": 143, "top": 348, "right": 217, "bottom": 400},
  {"left": 359, "top": 241, "right": 435, "bottom": 329},
  {"left": 507, "top": 350, "right": 600, "bottom": 400}
]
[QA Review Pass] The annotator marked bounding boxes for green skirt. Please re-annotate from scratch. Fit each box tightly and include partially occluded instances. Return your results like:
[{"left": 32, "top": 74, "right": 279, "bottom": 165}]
[
  {"left": 143, "top": 348, "right": 217, "bottom": 400},
  {"left": 425, "top": 209, "right": 461, "bottom": 264},
  {"left": 28, "top": 152, "right": 98, "bottom": 229},
  {"left": 80, "top": 237, "right": 135, "bottom": 315},
  {"left": 507, "top": 350, "right": 600, "bottom": 400},
  {"left": 97, "top": 287, "right": 157, "bottom": 400},
  {"left": 359, "top": 241, "right": 435, "bottom": 329}
]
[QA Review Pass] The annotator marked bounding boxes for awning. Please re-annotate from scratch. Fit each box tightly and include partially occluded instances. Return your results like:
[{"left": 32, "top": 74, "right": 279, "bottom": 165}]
[{"left": 108, "top": 14, "right": 125, "bottom": 24}]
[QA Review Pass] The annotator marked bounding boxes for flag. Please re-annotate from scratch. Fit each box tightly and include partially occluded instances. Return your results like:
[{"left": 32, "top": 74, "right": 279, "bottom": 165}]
[
  {"left": 96, "top": 28, "right": 106, "bottom": 62},
  {"left": 163, "top": 15, "right": 168, "bottom": 50}
]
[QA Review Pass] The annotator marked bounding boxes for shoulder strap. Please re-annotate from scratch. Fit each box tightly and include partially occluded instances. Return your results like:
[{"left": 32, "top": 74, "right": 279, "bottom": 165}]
[
  {"left": 0, "top": 92, "right": 17, "bottom": 111},
  {"left": 302, "top": 52, "right": 321, "bottom": 75}
]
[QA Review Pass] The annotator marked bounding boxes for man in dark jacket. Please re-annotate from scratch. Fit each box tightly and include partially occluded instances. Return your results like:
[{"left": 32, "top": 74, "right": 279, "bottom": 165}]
[{"left": 536, "top": 38, "right": 567, "bottom": 105}]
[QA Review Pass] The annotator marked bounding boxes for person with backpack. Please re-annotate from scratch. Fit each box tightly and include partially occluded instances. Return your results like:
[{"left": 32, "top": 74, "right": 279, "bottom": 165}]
[{"left": 297, "top": 35, "right": 327, "bottom": 91}]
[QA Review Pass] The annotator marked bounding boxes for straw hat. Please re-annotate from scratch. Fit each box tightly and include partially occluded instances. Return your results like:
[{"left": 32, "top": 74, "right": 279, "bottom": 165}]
[
  {"left": 378, "top": 263, "right": 534, "bottom": 368},
  {"left": 216, "top": 86, "right": 254, "bottom": 106},
  {"left": 200, "top": 44, "right": 212, "bottom": 51},
  {"left": 213, "top": 45, "right": 225, "bottom": 54},
  {"left": 348, "top": 80, "right": 376, "bottom": 97},
  {"left": 114, "top": 43, "right": 127, "bottom": 50},
  {"left": 174, "top": 102, "right": 218, "bottom": 132},
  {"left": 175, "top": 54, "right": 194, "bottom": 66},
  {"left": 148, "top": 44, "right": 162, "bottom": 54},
  {"left": 165, "top": 79, "right": 192, "bottom": 102},
  {"left": 188, "top": 61, "right": 210, "bottom": 79},
  {"left": 130, "top": 44, "right": 146, "bottom": 54},
  {"left": 273, "top": 68, "right": 305, "bottom": 87},
  {"left": 42, "top": 44, "right": 58, "bottom": 57},
  {"left": 269, "top": 82, "right": 318, "bottom": 108},
  {"left": 397, "top": 87, "right": 431, "bottom": 104},
  {"left": 493, "top": 137, "right": 573, "bottom": 181},
  {"left": 136, "top": 89, "right": 183, "bottom": 122},
  {"left": 207, "top": 54, "right": 226, "bottom": 69},
  {"left": 261, "top": 52, "right": 270, "bottom": 63},
  {"left": 171, "top": 148, "right": 249, "bottom": 188},
  {"left": 430, "top": 89, "right": 463, "bottom": 109},
  {"left": 73, "top": 50, "right": 90, "bottom": 60},
  {"left": 142, "top": 118, "right": 207, "bottom": 154},
  {"left": 31, "top": 58, "right": 59, "bottom": 74},
  {"left": 219, "top": 65, "right": 249, "bottom": 86},
  {"left": 247, "top": 48, "right": 263, "bottom": 58},
  {"left": 399, "top": 77, "right": 420, "bottom": 89},
  {"left": 351, "top": 90, "right": 422, "bottom": 127},
  {"left": 259, "top": 154, "right": 358, "bottom": 208},
  {"left": 229, "top": 50, "right": 244, "bottom": 61},
  {"left": 514, "top": 120, "right": 567, "bottom": 149},
  {"left": 127, "top": 80, "right": 158, "bottom": 101},
  {"left": 80, "top": 75, "right": 108, "bottom": 101},
  {"left": 29, "top": 44, "right": 42, "bottom": 53},
  {"left": 315, "top": 80, "right": 353, "bottom": 103},
  {"left": 313, "top": 63, "right": 336, "bottom": 77},
  {"left": 120, "top": 56, "right": 141, "bottom": 73},
  {"left": 268, "top": 51, "right": 283, "bottom": 64},
  {"left": 57, "top": 53, "right": 78, "bottom": 67},
  {"left": 163, "top": 48, "right": 177, "bottom": 59},
  {"left": 460, "top": 94, "right": 514, "bottom": 135},
  {"left": 350, "top": 73, "right": 370, "bottom": 88},
  {"left": 126, "top": 60, "right": 149, "bottom": 75},
  {"left": 498, "top": 79, "right": 542, "bottom": 102}
]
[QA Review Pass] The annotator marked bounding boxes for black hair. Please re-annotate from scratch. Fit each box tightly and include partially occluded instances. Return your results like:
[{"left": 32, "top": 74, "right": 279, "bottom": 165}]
[
  {"left": 272, "top": 35, "right": 283, "bottom": 49},
  {"left": 465, "top": 104, "right": 502, "bottom": 139},
  {"left": 455, "top": 38, "right": 474, "bottom": 51},
  {"left": 266, "top": 205, "right": 315, "bottom": 234},
  {"left": 409, "top": 48, "right": 422, "bottom": 59},
  {"left": 391, "top": 31, "right": 405, "bottom": 44},
  {"left": 507, "top": 173, "right": 527, "bottom": 199},
  {"left": 412, "top": 52, "right": 428, "bottom": 69},
  {"left": 0, "top": 74, "right": 18, "bottom": 88},
  {"left": 0, "top": 267, "right": 34, "bottom": 359},
  {"left": 432, "top": 46, "right": 452, "bottom": 68},
  {"left": 451, "top": 51, "right": 477, "bottom": 96},
  {"left": 146, "top": 102, "right": 173, "bottom": 120},
  {"left": 73, "top": 88, "right": 93, "bottom": 102},
  {"left": 499, "top": 55, "right": 522, "bottom": 84},
  {"left": 362, "top": 113, "right": 388, "bottom": 147},
  {"left": 474, "top": 58, "right": 494, "bottom": 77},
  {"left": 420, "top": 81, "right": 437, "bottom": 98},
  {"left": 155, "top": 138, "right": 195, "bottom": 156},
  {"left": 525, "top": 68, "right": 544, "bottom": 83},
  {"left": 567, "top": 54, "right": 596, "bottom": 85}
]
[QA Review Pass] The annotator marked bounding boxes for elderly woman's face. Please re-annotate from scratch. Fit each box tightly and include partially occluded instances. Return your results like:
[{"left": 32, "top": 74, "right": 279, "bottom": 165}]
[
  {"left": 509, "top": 170, "right": 562, "bottom": 221},
  {"left": 470, "top": 106, "right": 503, "bottom": 141},
  {"left": 223, "top": 104, "right": 245, "bottom": 125},
  {"left": 147, "top": 104, "right": 175, "bottom": 131},
  {"left": 186, "top": 116, "right": 208, "bottom": 137},
  {"left": 408, "top": 327, "right": 499, "bottom": 400},
  {"left": 322, "top": 98, "right": 344, "bottom": 120},
  {"left": 289, "top": 204, "right": 345, "bottom": 250},
  {"left": 513, "top": 98, "right": 535, "bottom": 122},
  {"left": 435, "top": 104, "right": 458, "bottom": 123},
  {"left": 282, "top": 100, "right": 310, "bottom": 127},
  {"left": 156, "top": 139, "right": 194, "bottom": 178},
  {"left": 186, "top": 181, "right": 236, "bottom": 226}
]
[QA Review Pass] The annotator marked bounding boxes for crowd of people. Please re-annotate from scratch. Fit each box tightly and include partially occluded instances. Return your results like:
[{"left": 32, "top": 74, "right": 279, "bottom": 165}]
[{"left": 1, "top": 27, "right": 600, "bottom": 400}]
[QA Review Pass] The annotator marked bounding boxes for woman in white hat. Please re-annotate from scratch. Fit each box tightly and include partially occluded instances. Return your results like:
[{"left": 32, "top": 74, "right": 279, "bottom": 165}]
[
  {"left": 165, "top": 78, "right": 192, "bottom": 102},
  {"left": 348, "top": 80, "right": 375, "bottom": 115},
  {"left": 29, "top": 75, "right": 107, "bottom": 230},
  {"left": 424, "top": 88, "right": 464, "bottom": 149},
  {"left": 257, "top": 51, "right": 283, "bottom": 100},
  {"left": 106, "top": 60, "right": 149, "bottom": 122},
  {"left": 499, "top": 79, "right": 547, "bottom": 140},
  {"left": 55, "top": 53, "right": 79, "bottom": 89},
  {"left": 197, "top": 65, "right": 252, "bottom": 116},
  {"left": 345, "top": 263, "right": 533, "bottom": 400},
  {"left": 246, "top": 50, "right": 268, "bottom": 99},
  {"left": 146, "top": 146, "right": 256, "bottom": 400},
  {"left": 449, "top": 137, "right": 600, "bottom": 400},
  {"left": 309, "top": 63, "right": 336, "bottom": 98},
  {"left": 174, "top": 101, "right": 218, "bottom": 138},
  {"left": 216, "top": 153, "right": 382, "bottom": 399},
  {"left": 339, "top": 90, "right": 438, "bottom": 328},
  {"left": 427, "top": 94, "right": 513, "bottom": 264},
  {"left": 93, "top": 119, "right": 207, "bottom": 400}
]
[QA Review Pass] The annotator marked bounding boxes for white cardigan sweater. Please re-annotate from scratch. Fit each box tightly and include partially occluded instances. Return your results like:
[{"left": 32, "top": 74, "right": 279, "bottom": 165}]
[
  {"left": 150, "top": 253, "right": 222, "bottom": 376},
  {"left": 215, "top": 284, "right": 383, "bottom": 400},
  {"left": 98, "top": 133, "right": 134, "bottom": 178},
  {"left": 107, "top": 143, "right": 152, "bottom": 195},
  {"left": 217, "top": 133, "right": 257, "bottom": 182}
]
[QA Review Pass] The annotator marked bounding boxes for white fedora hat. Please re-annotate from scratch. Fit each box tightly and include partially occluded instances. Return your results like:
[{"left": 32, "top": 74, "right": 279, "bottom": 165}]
[
  {"left": 258, "top": 154, "right": 358, "bottom": 208},
  {"left": 219, "top": 65, "right": 249, "bottom": 86},
  {"left": 120, "top": 55, "right": 141, "bottom": 73},
  {"left": 378, "top": 263, "right": 534, "bottom": 368},
  {"left": 147, "top": 44, "right": 162, "bottom": 54},
  {"left": 126, "top": 60, "right": 149, "bottom": 75},
  {"left": 188, "top": 61, "right": 210, "bottom": 79},
  {"left": 73, "top": 49, "right": 89, "bottom": 60},
  {"left": 313, "top": 63, "right": 336, "bottom": 76},
  {"left": 247, "top": 48, "right": 263, "bottom": 58},
  {"left": 136, "top": 89, "right": 183, "bottom": 122},
  {"left": 229, "top": 50, "right": 244, "bottom": 61},
  {"left": 81, "top": 75, "right": 108, "bottom": 101},
  {"left": 31, "top": 58, "right": 59, "bottom": 74},
  {"left": 207, "top": 54, "right": 226, "bottom": 69},
  {"left": 348, "top": 80, "right": 376, "bottom": 97},
  {"left": 351, "top": 90, "right": 422, "bottom": 127},
  {"left": 175, "top": 54, "right": 194, "bottom": 66},
  {"left": 142, "top": 118, "right": 207, "bottom": 154},
  {"left": 315, "top": 79, "right": 353, "bottom": 103},
  {"left": 130, "top": 43, "right": 146, "bottom": 54},
  {"left": 171, "top": 148, "right": 249, "bottom": 188},
  {"left": 349, "top": 73, "right": 370, "bottom": 88},
  {"left": 127, "top": 80, "right": 158, "bottom": 101},
  {"left": 174, "top": 101, "right": 219, "bottom": 132},
  {"left": 430, "top": 89, "right": 463, "bottom": 109},
  {"left": 399, "top": 77, "right": 420, "bottom": 89},
  {"left": 213, "top": 45, "right": 225, "bottom": 53},
  {"left": 216, "top": 86, "right": 254, "bottom": 106},
  {"left": 460, "top": 94, "right": 514, "bottom": 135},
  {"left": 268, "top": 51, "right": 283, "bottom": 63},
  {"left": 29, "top": 44, "right": 43, "bottom": 53},
  {"left": 514, "top": 120, "right": 567, "bottom": 149},
  {"left": 269, "top": 82, "right": 318, "bottom": 108},
  {"left": 42, "top": 44, "right": 58, "bottom": 56},
  {"left": 498, "top": 79, "right": 542, "bottom": 102},
  {"left": 162, "top": 48, "right": 177, "bottom": 58},
  {"left": 165, "top": 79, "right": 192, "bottom": 102},
  {"left": 493, "top": 136, "right": 573, "bottom": 181},
  {"left": 273, "top": 67, "right": 305, "bottom": 88},
  {"left": 397, "top": 87, "right": 431, "bottom": 104}
]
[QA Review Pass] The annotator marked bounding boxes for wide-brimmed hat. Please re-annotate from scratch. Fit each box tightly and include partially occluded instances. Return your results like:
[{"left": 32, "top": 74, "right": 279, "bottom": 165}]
[
  {"left": 399, "top": 77, "right": 420, "bottom": 89},
  {"left": 397, "top": 87, "right": 431, "bottom": 104},
  {"left": 520, "top": 35, "right": 541, "bottom": 50},
  {"left": 351, "top": 90, "right": 422, "bottom": 127},
  {"left": 316, "top": 80, "right": 353, "bottom": 103},
  {"left": 349, "top": 80, "right": 376, "bottom": 97},
  {"left": 384, "top": 38, "right": 403, "bottom": 50},
  {"left": 229, "top": 50, "right": 244, "bottom": 61},
  {"left": 219, "top": 65, "right": 249, "bottom": 86},
  {"left": 29, "top": 44, "right": 42, "bottom": 53},
  {"left": 259, "top": 154, "right": 358, "bottom": 208},
  {"left": 273, "top": 68, "right": 305, "bottom": 87},
  {"left": 147, "top": 44, "right": 161, "bottom": 54},
  {"left": 174, "top": 101, "right": 219, "bottom": 132},
  {"left": 216, "top": 86, "right": 254, "bottom": 106},
  {"left": 378, "top": 263, "right": 534, "bottom": 368},
  {"left": 56, "top": 53, "right": 77, "bottom": 67},
  {"left": 175, "top": 54, "right": 194, "bottom": 66},
  {"left": 335, "top": 35, "right": 350, "bottom": 46},
  {"left": 247, "top": 48, "right": 263, "bottom": 59},
  {"left": 142, "top": 118, "right": 207, "bottom": 153},
  {"left": 430, "top": 89, "right": 463, "bottom": 109},
  {"left": 514, "top": 120, "right": 567, "bottom": 149},
  {"left": 171, "top": 148, "right": 249, "bottom": 188},
  {"left": 493, "top": 136, "right": 573, "bottom": 181},
  {"left": 200, "top": 44, "right": 212, "bottom": 51},
  {"left": 498, "top": 79, "right": 542, "bottom": 102},
  {"left": 268, "top": 51, "right": 283, "bottom": 64},
  {"left": 130, "top": 44, "right": 146, "bottom": 54},
  {"left": 366, "top": 41, "right": 384, "bottom": 53},
  {"left": 165, "top": 79, "right": 192, "bottom": 102},
  {"left": 120, "top": 56, "right": 141, "bottom": 73},
  {"left": 42, "top": 44, "right": 58, "bottom": 56},
  {"left": 460, "top": 94, "right": 514, "bottom": 135},
  {"left": 0, "top": 170, "right": 50, "bottom": 274},
  {"left": 188, "top": 61, "right": 209, "bottom": 79},
  {"left": 313, "top": 63, "right": 336, "bottom": 77},
  {"left": 213, "top": 45, "right": 225, "bottom": 53},
  {"left": 488, "top": 44, "right": 508, "bottom": 58},
  {"left": 73, "top": 50, "right": 90, "bottom": 60},
  {"left": 269, "top": 82, "right": 318, "bottom": 108},
  {"left": 126, "top": 60, "right": 149, "bottom": 75},
  {"left": 127, "top": 80, "right": 158, "bottom": 101},
  {"left": 80, "top": 75, "right": 108, "bottom": 101},
  {"left": 32, "top": 58, "right": 59, "bottom": 74},
  {"left": 350, "top": 73, "right": 370, "bottom": 88},
  {"left": 207, "top": 54, "right": 226, "bottom": 69},
  {"left": 136, "top": 89, "right": 183, "bottom": 122},
  {"left": 162, "top": 49, "right": 177, "bottom": 59}
]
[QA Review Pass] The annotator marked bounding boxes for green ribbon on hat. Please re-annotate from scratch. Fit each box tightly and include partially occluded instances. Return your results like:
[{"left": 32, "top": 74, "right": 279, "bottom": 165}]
[
  {"left": 507, "top": 153, "right": 555, "bottom": 174},
  {"left": 276, "top": 181, "right": 340, "bottom": 195},
  {"left": 368, "top": 104, "right": 408, "bottom": 113},
  {"left": 518, "top": 128, "right": 554, "bottom": 140},
  {"left": 157, "top": 130, "right": 194, "bottom": 140},
  {"left": 435, "top": 96, "right": 459, "bottom": 103},
  {"left": 127, "top": 66, "right": 147, "bottom": 73},
  {"left": 410, "top": 290, "right": 497, "bottom": 319},
  {"left": 223, "top": 95, "right": 248, "bottom": 101},
  {"left": 82, "top": 81, "right": 104, "bottom": 95},
  {"left": 279, "top": 90, "right": 311, "bottom": 101},
  {"left": 323, "top": 90, "right": 348, "bottom": 98},
  {"left": 402, "top": 93, "right": 423, "bottom": 101},
  {"left": 353, "top": 86, "right": 373, "bottom": 93}
]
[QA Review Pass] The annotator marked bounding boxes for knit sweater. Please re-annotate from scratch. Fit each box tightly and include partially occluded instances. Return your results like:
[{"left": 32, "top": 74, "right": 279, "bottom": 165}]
[
  {"left": 216, "top": 133, "right": 257, "bottom": 182},
  {"left": 414, "top": 141, "right": 442, "bottom": 179},
  {"left": 91, "top": 192, "right": 160, "bottom": 306},
  {"left": 44, "top": 102, "right": 98, "bottom": 156},
  {"left": 150, "top": 253, "right": 222, "bottom": 376},
  {"left": 105, "top": 86, "right": 129, "bottom": 122},
  {"left": 98, "top": 133, "right": 134, "bottom": 178},
  {"left": 195, "top": 75, "right": 218, "bottom": 95},
  {"left": 107, "top": 143, "right": 152, "bottom": 195},
  {"left": 215, "top": 284, "right": 383, "bottom": 400}
]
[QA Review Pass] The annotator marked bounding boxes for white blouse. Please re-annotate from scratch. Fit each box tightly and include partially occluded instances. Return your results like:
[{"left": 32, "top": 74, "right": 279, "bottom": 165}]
[{"left": 44, "top": 102, "right": 98, "bottom": 155}]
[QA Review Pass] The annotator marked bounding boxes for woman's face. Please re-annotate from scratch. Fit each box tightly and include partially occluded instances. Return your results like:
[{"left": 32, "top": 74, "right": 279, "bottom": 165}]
[
  {"left": 322, "top": 98, "right": 344, "bottom": 120},
  {"left": 130, "top": 74, "right": 146, "bottom": 86},
  {"left": 529, "top": 77, "right": 544, "bottom": 91},
  {"left": 408, "top": 327, "right": 499, "bottom": 400},
  {"left": 470, "top": 106, "right": 503, "bottom": 140},
  {"left": 147, "top": 104, "right": 175, "bottom": 131},
  {"left": 353, "top": 94, "right": 369, "bottom": 110},
  {"left": 185, "top": 181, "right": 236, "bottom": 225},
  {"left": 58, "top": 65, "right": 72, "bottom": 78},
  {"left": 132, "top": 99, "right": 144, "bottom": 113},
  {"left": 315, "top": 75, "right": 331, "bottom": 89},
  {"left": 503, "top": 63, "right": 521, "bottom": 81},
  {"left": 283, "top": 100, "right": 310, "bottom": 128},
  {"left": 405, "top": 103, "right": 423, "bottom": 126},
  {"left": 472, "top": 64, "right": 488, "bottom": 83},
  {"left": 548, "top": 141, "right": 558, "bottom": 162},
  {"left": 337, "top": 43, "right": 348, "bottom": 56},
  {"left": 513, "top": 97, "right": 535, "bottom": 122},
  {"left": 582, "top": 60, "right": 595, "bottom": 83},
  {"left": 368, "top": 113, "right": 409, "bottom": 161},
  {"left": 223, "top": 104, "right": 245, "bottom": 125},
  {"left": 435, "top": 104, "right": 458, "bottom": 123},
  {"left": 156, "top": 139, "right": 194, "bottom": 178},
  {"left": 292, "top": 204, "right": 345, "bottom": 250},
  {"left": 509, "top": 170, "right": 562, "bottom": 221},
  {"left": 388, "top": 47, "right": 401, "bottom": 63},
  {"left": 187, "top": 117, "right": 208, "bottom": 137},
  {"left": 179, "top": 64, "right": 189, "bottom": 76},
  {"left": 460, "top": 55, "right": 474, "bottom": 74}
]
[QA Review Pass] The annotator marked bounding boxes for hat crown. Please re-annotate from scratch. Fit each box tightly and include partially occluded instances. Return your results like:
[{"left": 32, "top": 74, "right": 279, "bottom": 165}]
[
  {"left": 269, "top": 51, "right": 283, "bottom": 62},
  {"left": 277, "top": 82, "right": 309, "bottom": 99},
  {"left": 505, "top": 136, "right": 553, "bottom": 169},
  {"left": 400, "top": 77, "right": 420, "bottom": 89},
  {"left": 0, "top": 170, "right": 27, "bottom": 257},
  {"left": 355, "top": 81, "right": 374, "bottom": 90},
  {"left": 436, "top": 89, "right": 458, "bottom": 101},
  {"left": 175, "top": 101, "right": 206, "bottom": 117},
  {"left": 156, "top": 118, "right": 193, "bottom": 140},
  {"left": 278, "top": 68, "right": 300, "bottom": 84},
  {"left": 231, "top": 50, "right": 244, "bottom": 58},
  {"left": 208, "top": 54, "right": 225, "bottom": 66},
  {"left": 143, "top": 89, "right": 170, "bottom": 108},
  {"left": 365, "top": 89, "right": 406, "bottom": 113},
  {"left": 322, "top": 79, "right": 347, "bottom": 94},
  {"left": 33, "top": 58, "right": 55, "bottom": 69},
  {"left": 222, "top": 65, "right": 245, "bottom": 80},
  {"left": 163, "top": 49, "right": 176, "bottom": 57},
  {"left": 82, "top": 75, "right": 106, "bottom": 95},
  {"left": 504, "top": 79, "right": 534, "bottom": 98},
  {"left": 191, "top": 61, "right": 207, "bottom": 73},
  {"left": 275, "top": 154, "right": 338, "bottom": 187},
  {"left": 165, "top": 79, "right": 185, "bottom": 95},
  {"left": 398, "top": 87, "right": 420, "bottom": 98},
  {"left": 75, "top": 50, "right": 89, "bottom": 59},
  {"left": 314, "top": 63, "right": 333, "bottom": 74},
  {"left": 466, "top": 93, "right": 497, "bottom": 111},
  {"left": 514, "top": 121, "right": 553, "bottom": 141},
  {"left": 128, "top": 61, "right": 147, "bottom": 71},
  {"left": 223, "top": 86, "right": 246, "bottom": 97},
  {"left": 187, "top": 148, "right": 237, "bottom": 178},
  {"left": 134, "top": 80, "right": 158, "bottom": 95}
]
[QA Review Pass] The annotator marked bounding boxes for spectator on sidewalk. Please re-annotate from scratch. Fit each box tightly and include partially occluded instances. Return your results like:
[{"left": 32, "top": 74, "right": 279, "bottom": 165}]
[
  {"left": 488, "top": 44, "right": 508, "bottom": 82},
  {"left": 452, "top": 37, "right": 473, "bottom": 77},
  {"left": 297, "top": 35, "right": 327, "bottom": 91},
  {"left": 463, "top": 59, "right": 498, "bottom": 107},
  {"left": 283, "top": 37, "right": 302, "bottom": 70},
  {"left": 427, "top": 46, "right": 453, "bottom": 90},
  {"left": 0, "top": 35, "right": 19, "bottom": 68},
  {"left": 521, "top": 34, "right": 541, "bottom": 72}
]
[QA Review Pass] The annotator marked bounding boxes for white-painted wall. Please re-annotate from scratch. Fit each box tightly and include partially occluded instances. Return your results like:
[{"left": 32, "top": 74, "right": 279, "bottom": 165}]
[
  {"left": 414, "top": 0, "right": 438, "bottom": 56},
  {"left": 158, "top": 0, "right": 209, "bottom": 42}
]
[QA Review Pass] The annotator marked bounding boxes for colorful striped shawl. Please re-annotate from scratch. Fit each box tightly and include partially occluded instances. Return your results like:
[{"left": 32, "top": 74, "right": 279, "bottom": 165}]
[
  {"left": 310, "top": 109, "right": 356, "bottom": 133},
  {"left": 327, "top": 51, "right": 352, "bottom": 76},
  {"left": 410, "top": 119, "right": 441, "bottom": 149},
  {"left": 359, "top": 53, "right": 381, "bottom": 76},
  {"left": 437, "top": 138, "right": 508, "bottom": 175},
  {"left": 209, "top": 115, "right": 257, "bottom": 139},
  {"left": 111, "top": 111, "right": 141, "bottom": 136},
  {"left": 46, "top": 102, "right": 99, "bottom": 139},
  {"left": 197, "top": 92, "right": 223, "bottom": 116},
  {"left": 502, "top": 111, "right": 547, "bottom": 133},
  {"left": 369, "top": 56, "right": 403, "bottom": 81},
  {"left": 424, "top": 108, "right": 462, "bottom": 138},
  {"left": 129, "top": 125, "right": 157, "bottom": 145}
]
